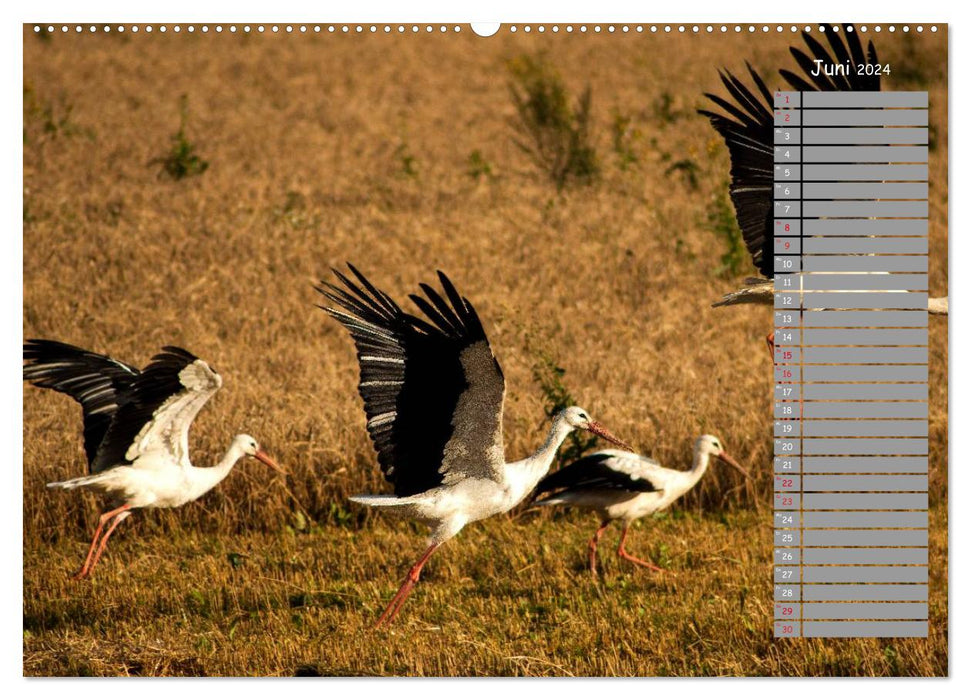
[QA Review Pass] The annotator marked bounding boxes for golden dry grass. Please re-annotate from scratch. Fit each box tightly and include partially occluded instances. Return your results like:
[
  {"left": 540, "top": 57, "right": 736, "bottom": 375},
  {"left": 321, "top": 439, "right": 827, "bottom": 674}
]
[{"left": 23, "top": 26, "right": 948, "bottom": 676}]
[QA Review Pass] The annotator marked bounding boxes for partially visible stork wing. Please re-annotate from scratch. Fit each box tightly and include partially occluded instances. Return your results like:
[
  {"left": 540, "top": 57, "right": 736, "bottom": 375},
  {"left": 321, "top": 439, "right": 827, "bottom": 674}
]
[
  {"left": 318, "top": 265, "right": 506, "bottom": 498},
  {"left": 23, "top": 339, "right": 141, "bottom": 470},
  {"left": 698, "top": 65, "right": 775, "bottom": 279},
  {"left": 92, "top": 347, "right": 222, "bottom": 472},
  {"left": 700, "top": 25, "right": 882, "bottom": 282},
  {"left": 535, "top": 452, "right": 663, "bottom": 496},
  {"left": 781, "top": 25, "right": 881, "bottom": 92}
]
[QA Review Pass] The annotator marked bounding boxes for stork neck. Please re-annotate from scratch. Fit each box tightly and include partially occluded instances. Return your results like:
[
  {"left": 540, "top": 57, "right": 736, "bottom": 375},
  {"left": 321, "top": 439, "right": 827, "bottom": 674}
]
[
  {"left": 188, "top": 443, "right": 246, "bottom": 499},
  {"left": 686, "top": 447, "right": 714, "bottom": 487},
  {"left": 528, "top": 415, "right": 575, "bottom": 472}
]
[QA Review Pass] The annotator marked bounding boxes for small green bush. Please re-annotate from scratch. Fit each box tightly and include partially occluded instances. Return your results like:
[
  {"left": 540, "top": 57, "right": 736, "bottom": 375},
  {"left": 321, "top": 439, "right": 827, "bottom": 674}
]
[
  {"left": 508, "top": 54, "right": 599, "bottom": 189},
  {"left": 155, "top": 95, "right": 209, "bottom": 180},
  {"left": 531, "top": 349, "right": 598, "bottom": 469}
]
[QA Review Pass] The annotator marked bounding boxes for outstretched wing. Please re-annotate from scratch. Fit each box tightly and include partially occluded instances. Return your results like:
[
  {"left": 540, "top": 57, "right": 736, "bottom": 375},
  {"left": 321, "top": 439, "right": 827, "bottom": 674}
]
[
  {"left": 535, "top": 451, "right": 663, "bottom": 496},
  {"left": 92, "top": 347, "right": 222, "bottom": 472},
  {"left": 781, "top": 25, "right": 881, "bottom": 92},
  {"left": 23, "top": 339, "right": 141, "bottom": 471},
  {"left": 700, "top": 25, "right": 882, "bottom": 281},
  {"left": 319, "top": 265, "right": 506, "bottom": 498},
  {"left": 698, "top": 64, "right": 775, "bottom": 278}
]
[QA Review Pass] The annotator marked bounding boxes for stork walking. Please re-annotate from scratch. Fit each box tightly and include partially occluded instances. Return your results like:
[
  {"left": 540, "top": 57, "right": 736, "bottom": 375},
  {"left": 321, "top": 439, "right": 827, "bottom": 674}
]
[
  {"left": 318, "top": 265, "right": 632, "bottom": 627},
  {"left": 533, "top": 435, "right": 748, "bottom": 575},
  {"left": 700, "top": 25, "right": 947, "bottom": 355},
  {"left": 24, "top": 340, "right": 284, "bottom": 579}
]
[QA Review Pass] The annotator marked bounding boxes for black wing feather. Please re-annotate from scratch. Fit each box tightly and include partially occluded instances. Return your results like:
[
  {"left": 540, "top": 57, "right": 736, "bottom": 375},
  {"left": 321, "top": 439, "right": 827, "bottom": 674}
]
[
  {"left": 700, "top": 24, "right": 883, "bottom": 279},
  {"left": 698, "top": 65, "right": 775, "bottom": 278},
  {"left": 23, "top": 339, "right": 141, "bottom": 470},
  {"left": 536, "top": 453, "right": 661, "bottom": 496},
  {"left": 320, "top": 265, "right": 505, "bottom": 498},
  {"left": 90, "top": 346, "right": 201, "bottom": 473}
]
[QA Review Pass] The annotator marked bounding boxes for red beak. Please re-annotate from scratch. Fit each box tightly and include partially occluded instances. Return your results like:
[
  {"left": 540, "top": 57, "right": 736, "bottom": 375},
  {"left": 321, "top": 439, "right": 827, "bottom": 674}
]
[
  {"left": 255, "top": 449, "right": 286, "bottom": 475},
  {"left": 586, "top": 421, "right": 633, "bottom": 452},
  {"left": 717, "top": 450, "right": 749, "bottom": 479}
]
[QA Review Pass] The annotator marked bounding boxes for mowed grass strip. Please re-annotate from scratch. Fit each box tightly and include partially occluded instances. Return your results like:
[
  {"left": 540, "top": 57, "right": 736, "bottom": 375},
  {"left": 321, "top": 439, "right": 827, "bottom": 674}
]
[{"left": 23, "top": 506, "right": 947, "bottom": 676}]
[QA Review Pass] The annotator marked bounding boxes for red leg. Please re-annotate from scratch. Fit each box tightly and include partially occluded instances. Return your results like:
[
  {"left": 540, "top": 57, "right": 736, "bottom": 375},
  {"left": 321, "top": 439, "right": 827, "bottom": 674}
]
[
  {"left": 588, "top": 520, "right": 610, "bottom": 575},
  {"left": 72, "top": 504, "right": 131, "bottom": 580},
  {"left": 77, "top": 506, "right": 131, "bottom": 580},
  {"left": 766, "top": 331, "right": 775, "bottom": 359},
  {"left": 374, "top": 542, "right": 440, "bottom": 628},
  {"left": 617, "top": 523, "right": 670, "bottom": 574}
]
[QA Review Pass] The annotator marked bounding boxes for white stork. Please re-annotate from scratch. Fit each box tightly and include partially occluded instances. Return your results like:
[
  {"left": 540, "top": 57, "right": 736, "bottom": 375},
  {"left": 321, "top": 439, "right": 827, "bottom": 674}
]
[
  {"left": 318, "top": 265, "right": 632, "bottom": 627},
  {"left": 700, "top": 25, "right": 947, "bottom": 354},
  {"left": 533, "top": 435, "right": 749, "bottom": 574},
  {"left": 23, "top": 340, "right": 284, "bottom": 579}
]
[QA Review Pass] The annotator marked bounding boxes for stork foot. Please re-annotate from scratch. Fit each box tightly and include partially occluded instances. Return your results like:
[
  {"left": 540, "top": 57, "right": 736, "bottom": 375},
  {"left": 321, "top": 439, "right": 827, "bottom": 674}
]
[
  {"left": 587, "top": 520, "right": 610, "bottom": 577},
  {"left": 373, "top": 542, "right": 440, "bottom": 629},
  {"left": 619, "top": 549, "right": 672, "bottom": 574},
  {"left": 617, "top": 524, "right": 675, "bottom": 575},
  {"left": 766, "top": 332, "right": 775, "bottom": 359}
]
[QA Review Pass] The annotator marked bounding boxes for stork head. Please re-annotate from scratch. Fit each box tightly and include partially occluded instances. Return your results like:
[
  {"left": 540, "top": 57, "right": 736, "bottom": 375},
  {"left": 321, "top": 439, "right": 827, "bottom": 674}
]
[
  {"left": 561, "top": 406, "right": 633, "bottom": 451},
  {"left": 234, "top": 434, "right": 286, "bottom": 474},
  {"left": 697, "top": 434, "right": 749, "bottom": 478}
]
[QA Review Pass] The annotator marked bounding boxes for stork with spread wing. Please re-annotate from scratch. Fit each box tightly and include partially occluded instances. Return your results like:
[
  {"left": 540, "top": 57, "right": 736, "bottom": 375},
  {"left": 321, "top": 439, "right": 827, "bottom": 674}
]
[
  {"left": 318, "top": 265, "right": 631, "bottom": 627},
  {"left": 24, "top": 340, "right": 284, "bottom": 579}
]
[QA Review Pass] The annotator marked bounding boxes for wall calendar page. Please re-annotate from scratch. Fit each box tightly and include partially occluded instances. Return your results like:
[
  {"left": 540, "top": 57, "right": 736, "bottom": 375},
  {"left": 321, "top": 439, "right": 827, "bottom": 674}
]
[{"left": 18, "top": 14, "right": 950, "bottom": 681}]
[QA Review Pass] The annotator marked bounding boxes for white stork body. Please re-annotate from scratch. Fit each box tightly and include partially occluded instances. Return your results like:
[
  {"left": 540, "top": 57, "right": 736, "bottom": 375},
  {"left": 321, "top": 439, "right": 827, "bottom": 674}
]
[
  {"left": 320, "top": 265, "right": 630, "bottom": 627},
  {"left": 534, "top": 435, "right": 749, "bottom": 574},
  {"left": 350, "top": 412, "right": 580, "bottom": 543},
  {"left": 24, "top": 340, "right": 283, "bottom": 579}
]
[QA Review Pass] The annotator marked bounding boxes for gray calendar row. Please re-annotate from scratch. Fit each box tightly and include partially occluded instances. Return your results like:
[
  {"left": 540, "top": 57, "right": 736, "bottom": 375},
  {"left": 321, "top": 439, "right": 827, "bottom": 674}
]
[
  {"left": 776, "top": 310, "right": 929, "bottom": 327},
  {"left": 775, "top": 164, "right": 928, "bottom": 181},
  {"left": 774, "top": 548, "right": 928, "bottom": 565},
  {"left": 774, "top": 512, "right": 928, "bottom": 528},
  {"left": 782, "top": 621, "right": 928, "bottom": 638},
  {"left": 774, "top": 91, "right": 928, "bottom": 108},
  {"left": 778, "top": 239, "right": 929, "bottom": 255},
  {"left": 775, "top": 201, "right": 928, "bottom": 217},
  {"left": 788, "top": 474, "right": 928, "bottom": 490},
  {"left": 774, "top": 109, "right": 928, "bottom": 126},
  {"left": 774, "top": 385, "right": 928, "bottom": 401},
  {"left": 774, "top": 602, "right": 928, "bottom": 619},
  {"left": 774, "top": 421, "right": 927, "bottom": 437},
  {"left": 777, "top": 257, "right": 928, "bottom": 273},
  {"left": 773, "top": 493, "right": 928, "bottom": 509},
  {"left": 775, "top": 584, "right": 928, "bottom": 601},
  {"left": 772, "top": 347, "right": 928, "bottom": 364},
  {"left": 775, "top": 146, "right": 928, "bottom": 163},
  {"left": 774, "top": 182, "right": 928, "bottom": 199},
  {"left": 775, "top": 273, "right": 928, "bottom": 291},
  {"left": 772, "top": 328, "right": 928, "bottom": 344},
  {"left": 774, "top": 456, "right": 928, "bottom": 472},
  {"left": 774, "top": 530, "right": 927, "bottom": 547},
  {"left": 774, "top": 402, "right": 928, "bottom": 419},
  {"left": 775, "top": 366, "right": 928, "bottom": 383},
  {"left": 775, "top": 438, "right": 928, "bottom": 455},
  {"left": 774, "top": 127, "right": 927, "bottom": 145},
  {"left": 776, "top": 293, "right": 930, "bottom": 311},
  {"left": 774, "top": 568, "right": 928, "bottom": 584}
]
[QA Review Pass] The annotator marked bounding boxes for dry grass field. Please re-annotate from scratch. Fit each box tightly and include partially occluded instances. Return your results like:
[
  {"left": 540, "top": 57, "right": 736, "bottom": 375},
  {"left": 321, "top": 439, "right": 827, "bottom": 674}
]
[{"left": 22, "top": 25, "right": 948, "bottom": 676}]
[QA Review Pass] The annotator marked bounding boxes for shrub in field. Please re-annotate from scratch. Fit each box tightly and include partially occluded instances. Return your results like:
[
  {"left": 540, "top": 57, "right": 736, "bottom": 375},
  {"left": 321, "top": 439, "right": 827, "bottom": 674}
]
[
  {"left": 610, "top": 109, "right": 639, "bottom": 170},
  {"left": 154, "top": 95, "right": 209, "bottom": 180},
  {"left": 467, "top": 149, "right": 495, "bottom": 181},
  {"left": 507, "top": 54, "right": 599, "bottom": 189},
  {"left": 708, "top": 186, "right": 748, "bottom": 278},
  {"left": 531, "top": 349, "right": 598, "bottom": 469}
]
